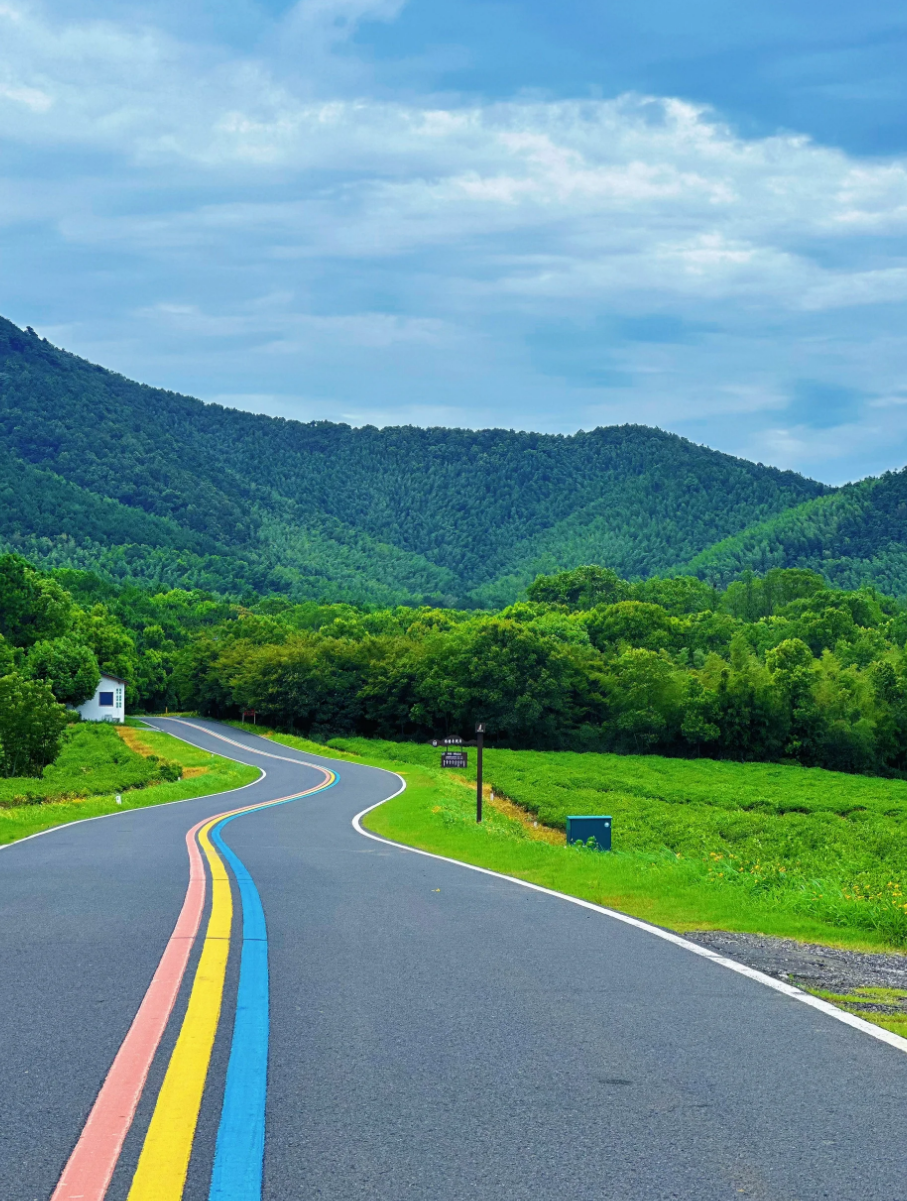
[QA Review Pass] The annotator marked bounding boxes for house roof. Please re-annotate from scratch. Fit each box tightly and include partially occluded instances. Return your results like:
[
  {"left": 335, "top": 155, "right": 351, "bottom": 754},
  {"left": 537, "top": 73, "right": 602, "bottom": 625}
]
[{"left": 98, "top": 674, "right": 129, "bottom": 686}]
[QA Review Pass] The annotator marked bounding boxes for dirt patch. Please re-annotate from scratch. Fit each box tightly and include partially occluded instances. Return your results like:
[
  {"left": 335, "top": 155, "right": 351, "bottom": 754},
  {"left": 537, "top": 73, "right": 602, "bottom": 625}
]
[
  {"left": 683, "top": 929, "right": 907, "bottom": 1021},
  {"left": 442, "top": 774, "right": 564, "bottom": 843},
  {"left": 182, "top": 767, "right": 209, "bottom": 778},
  {"left": 115, "top": 727, "right": 155, "bottom": 757},
  {"left": 486, "top": 786, "right": 566, "bottom": 845}
]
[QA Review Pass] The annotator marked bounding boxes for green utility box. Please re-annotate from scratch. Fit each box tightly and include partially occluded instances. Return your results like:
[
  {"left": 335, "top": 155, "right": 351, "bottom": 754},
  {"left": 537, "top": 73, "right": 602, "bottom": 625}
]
[{"left": 566, "top": 815, "right": 612, "bottom": 851}]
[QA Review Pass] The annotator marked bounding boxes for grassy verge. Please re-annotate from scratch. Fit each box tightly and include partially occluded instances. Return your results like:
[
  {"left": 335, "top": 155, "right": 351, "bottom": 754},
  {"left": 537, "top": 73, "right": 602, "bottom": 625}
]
[
  {"left": 0, "top": 723, "right": 259, "bottom": 848},
  {"left": 228, "top": 724, "right": 907, "bottom": 955},
  {"left": 806, "top": 987, "right": 907, "bottom": 1037}
]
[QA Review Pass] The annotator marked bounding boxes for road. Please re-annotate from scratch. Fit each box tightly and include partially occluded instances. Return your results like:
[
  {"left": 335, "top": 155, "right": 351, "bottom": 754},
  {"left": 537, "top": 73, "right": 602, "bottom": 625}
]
[{"left": 2, "top": 717, "right": 906, "bottom": 1201}]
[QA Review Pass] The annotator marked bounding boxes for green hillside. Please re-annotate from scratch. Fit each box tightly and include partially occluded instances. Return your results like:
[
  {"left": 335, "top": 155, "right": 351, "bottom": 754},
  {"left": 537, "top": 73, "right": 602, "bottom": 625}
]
[
  {"left": 0, "top": 317, "right": 826, "bottom": 604},
  {"left": 686, "top": 470, "right": 907, "bottom": 593}
]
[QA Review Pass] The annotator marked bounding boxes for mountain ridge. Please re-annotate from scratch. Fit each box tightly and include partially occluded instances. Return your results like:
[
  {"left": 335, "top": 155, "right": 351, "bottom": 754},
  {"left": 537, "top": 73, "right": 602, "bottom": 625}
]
[{"left": 0, "top": 315, "right": 836, "bottom": 602}]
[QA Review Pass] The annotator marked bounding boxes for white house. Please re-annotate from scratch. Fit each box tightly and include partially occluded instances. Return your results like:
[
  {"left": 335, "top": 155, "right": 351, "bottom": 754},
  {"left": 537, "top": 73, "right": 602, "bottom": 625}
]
[{"left": 78, "top": 674, "right": 127, "bottom": 724}]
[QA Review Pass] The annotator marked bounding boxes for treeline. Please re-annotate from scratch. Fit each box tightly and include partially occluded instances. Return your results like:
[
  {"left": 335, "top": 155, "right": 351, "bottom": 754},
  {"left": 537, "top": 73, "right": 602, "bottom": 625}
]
[
  {"left": 11, "top": 555, "right": 907, "bottom": 780},
  {"left": 173, "top": 563, "right": 907, "bottom": 777}
]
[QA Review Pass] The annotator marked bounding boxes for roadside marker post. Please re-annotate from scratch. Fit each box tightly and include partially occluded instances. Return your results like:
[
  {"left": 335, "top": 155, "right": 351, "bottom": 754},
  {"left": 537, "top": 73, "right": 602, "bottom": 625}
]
[
  {"left": 475, "top": 723, "right": 485, "bottom": 824},
  {"left": 431, "top": 724, "right": 487, "bottom": 823}
]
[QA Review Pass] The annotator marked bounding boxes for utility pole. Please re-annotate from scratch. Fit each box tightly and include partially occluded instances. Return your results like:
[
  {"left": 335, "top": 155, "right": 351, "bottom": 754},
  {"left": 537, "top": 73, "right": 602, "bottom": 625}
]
[{"left": 475, "top": 722, "right": 486, "bottom": 823}]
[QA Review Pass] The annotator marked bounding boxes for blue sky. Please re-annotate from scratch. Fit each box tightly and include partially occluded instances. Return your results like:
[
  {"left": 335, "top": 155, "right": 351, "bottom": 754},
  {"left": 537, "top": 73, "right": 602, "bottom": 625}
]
[{"left": 4, "top": 1, "right": 907, "bottom": 483}]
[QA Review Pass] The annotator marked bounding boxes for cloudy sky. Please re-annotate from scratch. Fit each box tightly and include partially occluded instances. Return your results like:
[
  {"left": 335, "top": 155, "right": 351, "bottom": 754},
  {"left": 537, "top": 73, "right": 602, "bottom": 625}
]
[{"left": 4, "top": 1, "right": 907, "bottom": 483}]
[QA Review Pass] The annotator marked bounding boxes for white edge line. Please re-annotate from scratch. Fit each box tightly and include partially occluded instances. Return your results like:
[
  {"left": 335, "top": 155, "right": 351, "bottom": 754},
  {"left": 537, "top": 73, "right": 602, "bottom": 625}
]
[
  {"left": 106, "top": 721, "right": 907, "bottom": 1061},
  {"left": 0, "top": 724, "right": 267, "bottom": 855},
  {"left": 160, "top": 718, "right": 342, "bottom": 769},
  {"left": 351, "top": 779, "right": 907, "bottom": 1058}
]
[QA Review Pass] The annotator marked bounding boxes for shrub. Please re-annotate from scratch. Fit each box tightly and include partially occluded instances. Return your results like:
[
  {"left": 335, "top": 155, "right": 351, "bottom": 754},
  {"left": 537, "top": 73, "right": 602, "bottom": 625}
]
[{"left": 0, "top": 674, "right": 67, "bottom": 777}]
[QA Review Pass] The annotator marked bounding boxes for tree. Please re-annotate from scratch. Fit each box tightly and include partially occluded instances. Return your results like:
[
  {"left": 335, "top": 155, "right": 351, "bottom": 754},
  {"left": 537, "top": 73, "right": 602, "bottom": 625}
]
[
  {"left": 71, "top": 604, "right": 137, "bottom": 679},
  {"left": 0, "top": 674, "right": 67, "bottom": 777},
  {"left": 24, "top": 638, "right": 100, "bottom": 706},
  {"left": 631, "top": 575, "right": 719, "bottom": 615},
  {"left": 227, "top": 635, "right": 367, "bottom": 737},
  {"left": 680, "top": 677, "right": 720, "bottom": 752},
  {"left": 527, "top": 566, "right": 630, "bottom": 610},
  {"left": 587, "top": 601, "right": 674, "bottom": 652},
  {"left": 603, "top": 648, "right": 685, "bottom": 751},
  {"left": 0, "top": 554, "right": 72, "bottom": 647},
  {"left": 412, "top": 618, "right": 588, "bottom": 746},
  {"left": 0, "top": 634, "right": 15, "bottom": 677}
]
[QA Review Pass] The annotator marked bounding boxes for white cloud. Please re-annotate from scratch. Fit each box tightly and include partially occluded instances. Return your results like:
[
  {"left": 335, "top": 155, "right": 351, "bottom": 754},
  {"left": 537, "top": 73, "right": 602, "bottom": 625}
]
[
  {"left": 135, "top": 300, "right": 457, "bottom": 348},
  {"left": 6, "top": 3, "right": 907, "bottom": 480}
]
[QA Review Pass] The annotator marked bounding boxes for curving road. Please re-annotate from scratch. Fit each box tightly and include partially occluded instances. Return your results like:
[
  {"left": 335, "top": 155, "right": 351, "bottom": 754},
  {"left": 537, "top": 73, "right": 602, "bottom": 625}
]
[{"left": 2, "top": 717, "right": 907, "bottom": 1201}]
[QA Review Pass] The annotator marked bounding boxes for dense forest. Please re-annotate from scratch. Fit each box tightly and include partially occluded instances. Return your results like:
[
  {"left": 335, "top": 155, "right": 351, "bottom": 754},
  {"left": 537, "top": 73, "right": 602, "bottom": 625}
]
[
  {"left": 0, "top": 316, "right": 829, "bottom": 605},
  {"left": 688, "top": 469, "right": 907, "bottom": 594},
  {"left": 10, "top": 553, "right": 907, "bottom": 781}
]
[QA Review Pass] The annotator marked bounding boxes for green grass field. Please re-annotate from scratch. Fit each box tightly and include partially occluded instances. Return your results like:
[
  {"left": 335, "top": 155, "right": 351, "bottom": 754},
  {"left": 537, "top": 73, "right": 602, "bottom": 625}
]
[
  {"left": 0, "top": 723, "right": 259, "bottom": 847},
  {"left": 0, "top": 723, "right": 184, "bottom": 806},
  {"left": 229, "top": 724, "right": 907, "bottom": 953}
]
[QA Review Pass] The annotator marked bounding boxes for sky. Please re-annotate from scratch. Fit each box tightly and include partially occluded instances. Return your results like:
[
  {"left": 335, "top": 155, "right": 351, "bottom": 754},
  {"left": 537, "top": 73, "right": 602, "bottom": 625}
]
[{"left": 4, "top": 2, "right": 907, "bottom": 483}]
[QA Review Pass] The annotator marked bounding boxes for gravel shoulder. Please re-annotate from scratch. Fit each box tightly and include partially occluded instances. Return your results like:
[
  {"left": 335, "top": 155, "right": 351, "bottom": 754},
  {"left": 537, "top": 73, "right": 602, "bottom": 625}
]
[{"left": 683, "top": 930, "right": 907, "bottom": 1024}]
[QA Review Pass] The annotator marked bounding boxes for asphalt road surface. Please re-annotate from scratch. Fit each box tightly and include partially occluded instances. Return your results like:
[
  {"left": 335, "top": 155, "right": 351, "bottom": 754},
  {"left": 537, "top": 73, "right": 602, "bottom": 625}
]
[{"left": 2, "top": 717, "right": 907, "bottom": 1201}]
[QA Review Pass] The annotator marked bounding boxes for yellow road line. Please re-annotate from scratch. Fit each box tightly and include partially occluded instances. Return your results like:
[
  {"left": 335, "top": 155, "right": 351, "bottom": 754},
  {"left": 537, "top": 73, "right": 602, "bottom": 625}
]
[{"left": 127, "top": 819, "right": 231, "bottom": 1201}]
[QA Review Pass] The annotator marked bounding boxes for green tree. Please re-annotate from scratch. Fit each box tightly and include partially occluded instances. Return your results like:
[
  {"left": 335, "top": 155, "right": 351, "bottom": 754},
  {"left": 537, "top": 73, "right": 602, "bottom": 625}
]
[
  {"left": 412, "top": 618, "right": 591, "bottom": 746},
  {"left": 0, "top": 674, "right": 67, "bottom": 776},
  {"left": 24, "top": 637, "right": 100, "bottom": 706},
  {"left": 587, "top": 601, "right": 674, "bottom": 652},
  {"left": 71, "top": 604, "right": 137, "bottom": 680},
  {"left": 0, "top": 554, "right": 73, "bottom": 647},
  {"left": 228, "top": 635, "right": 367, "bottom": 737},
  {"left": 603, "top": 648, "right": 685, "bottom": 751},
  {"left": 680, "top": 677, "right": 721, "bottom": 752},
  {"left": 527, "top": 566, "right": 630, "bottom": 610},
  {"left": 630, "top": 575, "right": 719, "bottom": 615},
  {"left": 0, "top": 634, "right": 15, "bottom": 677}
]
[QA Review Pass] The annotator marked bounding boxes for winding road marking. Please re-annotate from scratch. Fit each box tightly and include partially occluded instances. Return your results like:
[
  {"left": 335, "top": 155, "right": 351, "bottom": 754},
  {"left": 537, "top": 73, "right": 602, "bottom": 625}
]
[{"left": 51, "top": 725, "right": 338, "bottom": 1201}]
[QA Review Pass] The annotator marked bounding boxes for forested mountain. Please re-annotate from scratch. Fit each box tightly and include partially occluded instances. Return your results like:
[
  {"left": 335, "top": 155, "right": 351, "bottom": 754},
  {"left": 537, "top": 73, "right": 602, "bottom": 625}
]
[
  {"left": 686, "top": 469, "right": 907, "bottom": 593},
  {"left": 0, "top": 317, "right": 825, "bottom": 605}
]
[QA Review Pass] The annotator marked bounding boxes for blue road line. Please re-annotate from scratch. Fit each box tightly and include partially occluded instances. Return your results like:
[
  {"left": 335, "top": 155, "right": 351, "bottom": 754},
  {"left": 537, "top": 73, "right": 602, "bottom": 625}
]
[{"left": 208, "top": 774, "right": 339, "bottom": 1200}]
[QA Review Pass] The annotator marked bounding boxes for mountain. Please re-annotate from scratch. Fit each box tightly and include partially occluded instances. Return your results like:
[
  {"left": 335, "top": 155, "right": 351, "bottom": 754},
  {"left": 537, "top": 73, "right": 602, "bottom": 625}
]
[
  {"left": 685, "top": 468, "right": 907, "bottom": 594},
  {"left": 0, "top": 316, "right": 827, "bottom": 604}
]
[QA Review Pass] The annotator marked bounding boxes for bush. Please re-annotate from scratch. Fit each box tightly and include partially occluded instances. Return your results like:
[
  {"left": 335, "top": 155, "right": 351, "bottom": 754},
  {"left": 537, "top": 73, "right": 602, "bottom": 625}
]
[{"left": 0, "top": 674, "right": 67, "bottom": 777}]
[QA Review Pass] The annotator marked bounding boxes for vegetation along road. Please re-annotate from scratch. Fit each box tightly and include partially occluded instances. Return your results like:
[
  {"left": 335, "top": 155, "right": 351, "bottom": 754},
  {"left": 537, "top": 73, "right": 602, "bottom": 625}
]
[{"left": 3, "top": 717, "right": 907, "bottom": 1200}]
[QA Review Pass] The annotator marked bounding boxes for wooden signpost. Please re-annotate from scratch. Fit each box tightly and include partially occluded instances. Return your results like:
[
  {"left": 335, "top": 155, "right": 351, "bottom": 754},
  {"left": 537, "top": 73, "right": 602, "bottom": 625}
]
[{"left": 433, "top": 723, "right": 487, "bottom": 823}]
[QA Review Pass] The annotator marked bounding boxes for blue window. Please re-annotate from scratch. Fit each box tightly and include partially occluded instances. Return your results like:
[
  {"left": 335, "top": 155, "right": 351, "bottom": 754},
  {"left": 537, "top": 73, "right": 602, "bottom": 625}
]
[{"left": 99, "top": 692, "right": 114, "bottom": 707}]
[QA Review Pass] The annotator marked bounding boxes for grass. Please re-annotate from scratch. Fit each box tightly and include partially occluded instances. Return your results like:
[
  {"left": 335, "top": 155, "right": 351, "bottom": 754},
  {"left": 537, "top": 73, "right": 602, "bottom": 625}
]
[
  {"left": 0, "top": 723, "right": 182, "bottom": 806},
  {"left": 807, "top": 987, "right": 907, "bottom": 1037},
  {"left": 228, "top": 725, "right": 907, "bottom": 953},
  {"left": 0, "top": 722, "right": 259, "bottom": 847}
]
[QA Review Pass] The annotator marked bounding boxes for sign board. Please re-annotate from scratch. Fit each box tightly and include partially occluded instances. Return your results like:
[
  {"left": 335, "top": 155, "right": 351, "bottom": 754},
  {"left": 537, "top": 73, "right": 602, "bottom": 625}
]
[
  {"left": 441, "top": 751, "right": 468, "bottom": 769},
  {"left": 431, "top": 736, "right": 463, "bottom": 747}
]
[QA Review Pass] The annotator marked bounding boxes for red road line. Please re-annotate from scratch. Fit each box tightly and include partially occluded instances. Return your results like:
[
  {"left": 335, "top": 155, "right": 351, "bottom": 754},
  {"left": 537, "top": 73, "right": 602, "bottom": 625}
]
[{"left": 51, "top": 820, "right": 208, "bottom": 1201}]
